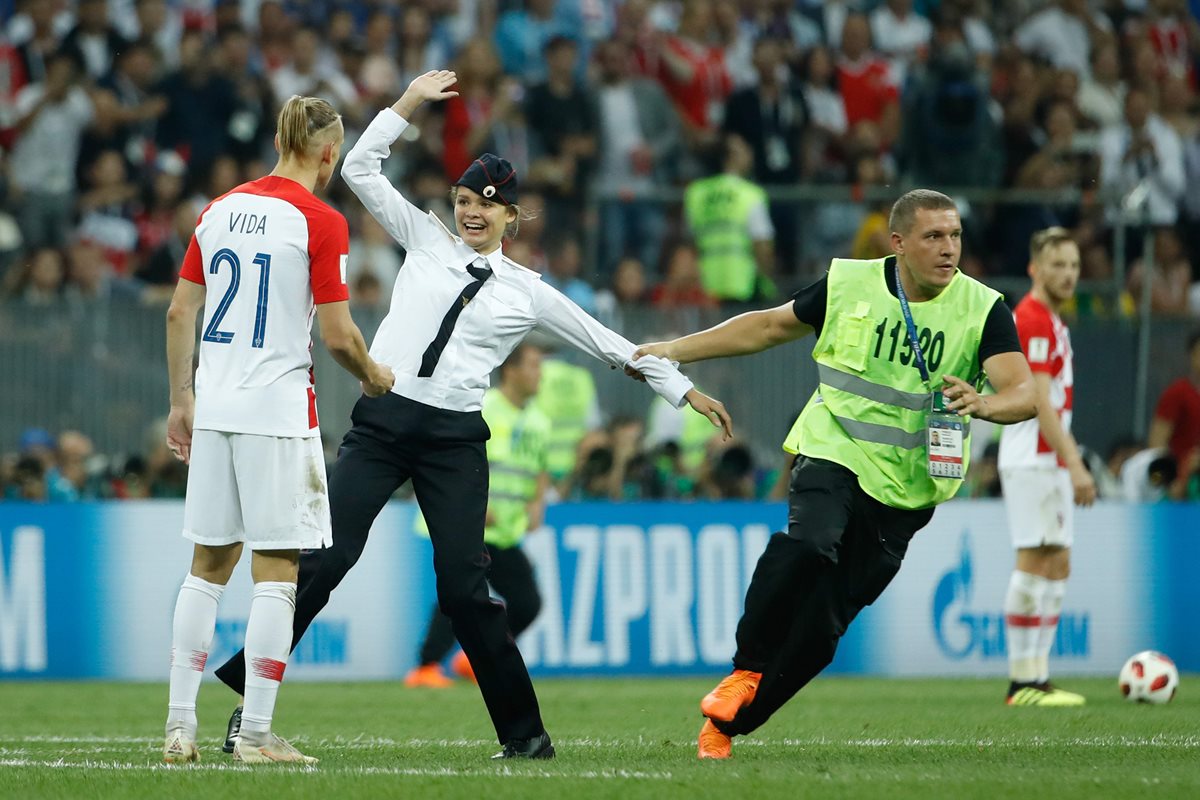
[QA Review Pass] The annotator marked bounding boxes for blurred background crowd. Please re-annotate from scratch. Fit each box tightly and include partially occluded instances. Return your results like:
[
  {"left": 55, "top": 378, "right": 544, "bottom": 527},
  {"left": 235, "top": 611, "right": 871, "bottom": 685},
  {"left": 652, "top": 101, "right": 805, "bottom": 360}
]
[{"left": 3, "top": 0, "right": 1200, "bottom": 505}]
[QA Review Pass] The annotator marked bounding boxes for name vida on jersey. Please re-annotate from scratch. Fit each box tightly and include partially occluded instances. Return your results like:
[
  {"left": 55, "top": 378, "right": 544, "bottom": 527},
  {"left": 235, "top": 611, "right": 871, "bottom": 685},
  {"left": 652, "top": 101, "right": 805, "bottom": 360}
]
[{"left": 229, "top": 212, "right": 268, "bottom": 235}]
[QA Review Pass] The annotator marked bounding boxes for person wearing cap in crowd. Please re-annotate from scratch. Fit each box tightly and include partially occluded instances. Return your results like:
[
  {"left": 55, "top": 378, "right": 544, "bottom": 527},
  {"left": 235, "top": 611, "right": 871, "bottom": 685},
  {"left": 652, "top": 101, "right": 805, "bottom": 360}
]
[{"left": 211, "top": 70, "right": 733, "bottom": 762}]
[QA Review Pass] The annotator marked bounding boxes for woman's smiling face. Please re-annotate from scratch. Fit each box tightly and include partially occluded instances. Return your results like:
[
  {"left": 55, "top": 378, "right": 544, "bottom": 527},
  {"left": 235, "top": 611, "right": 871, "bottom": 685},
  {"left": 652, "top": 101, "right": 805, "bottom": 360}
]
[{"left": 454, "top": 185, "right": 516, "bottom": 253}]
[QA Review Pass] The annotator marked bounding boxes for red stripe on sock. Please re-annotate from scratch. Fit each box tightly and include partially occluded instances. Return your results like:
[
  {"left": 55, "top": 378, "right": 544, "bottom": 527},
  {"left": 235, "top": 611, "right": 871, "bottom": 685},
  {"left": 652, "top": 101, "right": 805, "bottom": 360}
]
[
  {"left": 1042, "top": 615, "right": 1060, "bottom": 626},
  {"left": 189, "top": 650, "right": 208, "bottom": 671},
  {"left": 250, "top": 656, "right": 287, "bottom": 682},
  {"left": 1006, "top": 614, "right": 1042, "bottom": 627}
]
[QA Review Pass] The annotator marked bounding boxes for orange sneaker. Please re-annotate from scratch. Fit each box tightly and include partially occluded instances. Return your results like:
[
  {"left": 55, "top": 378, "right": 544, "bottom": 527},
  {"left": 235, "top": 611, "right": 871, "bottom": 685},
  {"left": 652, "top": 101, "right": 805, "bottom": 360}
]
[
  {"left": 698, "top": 720, "right": 732, "bottom": 759},
  {"left": 700, "top": 670, "right": 761, "bottom": 722},
  {"left": 451, "top": 650, "right": 477, "bottom": 684},
  {"left": 404, "top": 663, "right": 454, "bottom": 688}
]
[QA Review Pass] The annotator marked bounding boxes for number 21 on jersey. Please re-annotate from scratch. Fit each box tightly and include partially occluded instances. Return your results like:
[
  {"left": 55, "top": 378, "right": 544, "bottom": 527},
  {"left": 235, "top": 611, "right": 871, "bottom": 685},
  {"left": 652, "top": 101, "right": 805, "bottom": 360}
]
[{"left": 202, "top": 248, "right": 272, "bottom": 348}]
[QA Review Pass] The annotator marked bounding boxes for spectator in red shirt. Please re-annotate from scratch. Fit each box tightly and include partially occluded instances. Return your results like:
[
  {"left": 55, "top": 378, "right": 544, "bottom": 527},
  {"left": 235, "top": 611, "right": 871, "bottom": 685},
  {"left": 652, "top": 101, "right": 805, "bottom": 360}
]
[
  {"left": 651, "top": 242, "right": 717, "bottom": 309},
  {"left": 1149, "top": 331, "right": 1200, "bottom": 468},
  {"left": 835, "top": 12, "right": 900, "bottom": 148},
  {"left": 654, "top": 0, "right": 732, "bottom": 148}
]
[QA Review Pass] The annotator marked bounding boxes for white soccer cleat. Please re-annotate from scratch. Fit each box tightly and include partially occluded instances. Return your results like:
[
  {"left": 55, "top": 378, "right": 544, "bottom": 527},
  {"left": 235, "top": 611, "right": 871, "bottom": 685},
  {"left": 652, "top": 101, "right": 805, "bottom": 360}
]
[
  {"left": 163, "top": 730, "right": 201, "bottom": 764},
  {"left": 233, "top": 733, "right": 318, "bottom": 765}
]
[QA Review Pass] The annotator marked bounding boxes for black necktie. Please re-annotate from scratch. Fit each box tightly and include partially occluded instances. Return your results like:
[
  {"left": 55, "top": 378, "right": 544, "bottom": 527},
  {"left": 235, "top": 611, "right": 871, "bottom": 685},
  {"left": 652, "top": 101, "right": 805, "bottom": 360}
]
[{"left": 418, "top": 260, "right": 493, "bottom": 377}]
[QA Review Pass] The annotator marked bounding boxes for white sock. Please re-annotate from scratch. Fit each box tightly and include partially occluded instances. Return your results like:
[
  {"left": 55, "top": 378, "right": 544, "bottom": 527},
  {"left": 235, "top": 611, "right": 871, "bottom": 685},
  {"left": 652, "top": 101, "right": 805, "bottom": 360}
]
[
  {"left": 167, "top": 573, "right": 225, "bottom": 738},
  {"left": 1005, "top": 570, "right": 1047, "bottom": 684},
  {"left": 240, "top": 581, "right": 297, "bottom": 745},
  {"left": 1036, "top": 579, "right": 1067, "bottom": 684}
]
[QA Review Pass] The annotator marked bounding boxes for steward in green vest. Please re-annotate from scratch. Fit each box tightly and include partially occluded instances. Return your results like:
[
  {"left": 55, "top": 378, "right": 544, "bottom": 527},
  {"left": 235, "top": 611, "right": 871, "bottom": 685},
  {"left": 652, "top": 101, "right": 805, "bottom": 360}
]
[
  {"left": 684, "top": 134, "right": 776, "bottom": 302},
  {"left": 406, "top": 343, "right": 552, "bottom": 687},
  {"left": 634, "top": 189, "right": 1036, "bottom": 758},
  {"left": 534, "top": 357, "right": 600, "bottom": 484}
]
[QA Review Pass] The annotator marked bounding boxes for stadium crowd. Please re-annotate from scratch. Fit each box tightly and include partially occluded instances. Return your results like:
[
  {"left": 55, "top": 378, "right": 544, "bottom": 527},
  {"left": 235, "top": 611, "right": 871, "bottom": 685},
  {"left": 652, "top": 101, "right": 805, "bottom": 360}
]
[{"left": 3, "top": 0, "right": 1200, "bottom": 500}]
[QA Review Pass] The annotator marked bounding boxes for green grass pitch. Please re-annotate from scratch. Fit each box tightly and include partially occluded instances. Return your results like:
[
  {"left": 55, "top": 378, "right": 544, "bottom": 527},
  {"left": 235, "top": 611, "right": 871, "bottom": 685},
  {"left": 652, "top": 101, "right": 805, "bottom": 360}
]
[{"left": 0, "top": 677, "right": 1195, "bottom": 799}]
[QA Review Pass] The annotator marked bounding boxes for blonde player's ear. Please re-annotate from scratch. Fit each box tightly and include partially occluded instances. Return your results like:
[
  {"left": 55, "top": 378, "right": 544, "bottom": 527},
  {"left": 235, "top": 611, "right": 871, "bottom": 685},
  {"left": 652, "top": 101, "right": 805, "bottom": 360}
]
[{"left": 273, "top": 132, "right": 281, "bottom": 155}]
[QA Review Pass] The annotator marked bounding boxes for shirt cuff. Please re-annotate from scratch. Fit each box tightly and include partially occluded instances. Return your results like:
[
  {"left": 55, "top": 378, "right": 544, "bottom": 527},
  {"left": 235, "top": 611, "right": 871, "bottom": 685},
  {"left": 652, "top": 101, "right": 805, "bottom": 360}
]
[
  {"left": 372, "top": 107, "right": 410, "bottom": 141},
  {"left": 629, "top": 354, "right": 694, "bottom": 409}
]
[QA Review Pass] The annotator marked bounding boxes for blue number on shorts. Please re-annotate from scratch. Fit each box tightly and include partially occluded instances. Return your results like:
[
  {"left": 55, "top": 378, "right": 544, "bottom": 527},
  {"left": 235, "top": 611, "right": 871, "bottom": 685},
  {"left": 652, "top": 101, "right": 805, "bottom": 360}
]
[{"left": 201, "top": 249, "right": 272, "bottom": 347}]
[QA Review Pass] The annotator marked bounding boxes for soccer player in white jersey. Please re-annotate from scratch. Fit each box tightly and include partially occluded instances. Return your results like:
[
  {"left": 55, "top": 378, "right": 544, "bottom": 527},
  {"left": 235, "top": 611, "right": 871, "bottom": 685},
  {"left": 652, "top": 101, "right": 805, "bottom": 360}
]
[
  {"left": 161, "top": 95, "right": 394, "bottom": 764},
  {"left": 998, "top": 227, "right": 1096, "bottom": 707}
]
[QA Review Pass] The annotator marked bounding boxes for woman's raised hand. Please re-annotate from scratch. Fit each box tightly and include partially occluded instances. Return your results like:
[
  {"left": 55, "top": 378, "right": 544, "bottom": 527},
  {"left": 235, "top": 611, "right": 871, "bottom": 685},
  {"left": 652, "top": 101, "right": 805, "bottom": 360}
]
[{"left": 392, "top": 70, "right": 459, "bottom": 119}]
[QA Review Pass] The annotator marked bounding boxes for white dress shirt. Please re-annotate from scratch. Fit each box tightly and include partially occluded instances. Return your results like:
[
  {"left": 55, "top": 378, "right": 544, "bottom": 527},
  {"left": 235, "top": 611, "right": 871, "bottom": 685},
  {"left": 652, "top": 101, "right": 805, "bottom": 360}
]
[
  {"left": 1098, "top": 115, "right": 1185, "bottom": 226},
  {"left": 341, "top": 108, "right": 695, "bottom": 413}
]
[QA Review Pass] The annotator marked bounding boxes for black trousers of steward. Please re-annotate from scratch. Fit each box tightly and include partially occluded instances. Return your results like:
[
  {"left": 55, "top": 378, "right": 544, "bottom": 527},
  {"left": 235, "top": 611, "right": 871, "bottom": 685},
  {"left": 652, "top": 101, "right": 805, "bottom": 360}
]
[
  {"left": 718, "top": 456, "right": 934, "bottom": 737},
  {"left": 215, "top": 392, "right": 545, "bottom": 744},
  {"left": 418, "top": 543, "right": 541, "bottom": 666}
]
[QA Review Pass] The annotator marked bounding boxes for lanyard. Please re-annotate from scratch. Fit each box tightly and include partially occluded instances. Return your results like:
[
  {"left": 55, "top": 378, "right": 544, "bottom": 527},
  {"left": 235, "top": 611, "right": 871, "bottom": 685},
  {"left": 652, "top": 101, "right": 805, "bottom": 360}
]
[{"left": 893, "top": 265, "right": 931, "bottom": 386}]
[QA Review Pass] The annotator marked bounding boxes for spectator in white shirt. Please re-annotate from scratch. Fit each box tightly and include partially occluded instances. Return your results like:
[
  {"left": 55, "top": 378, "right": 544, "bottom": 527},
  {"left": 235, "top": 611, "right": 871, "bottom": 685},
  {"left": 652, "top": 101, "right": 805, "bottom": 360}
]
[
  {"left": 870, "top": 0, "right": 932, "bottom": 79},
  {"left": 1098, "top": 87, "right": 1185, "bottom": 226},
  {"left": 1014, "top": 0, "right": 1113, "bottom": 78},
  {"left": 270, "top": 26, "right": 360, "bottom": 115},
  {"left": 1076, "top": 40, "right": 1127, "bottom": 128}
]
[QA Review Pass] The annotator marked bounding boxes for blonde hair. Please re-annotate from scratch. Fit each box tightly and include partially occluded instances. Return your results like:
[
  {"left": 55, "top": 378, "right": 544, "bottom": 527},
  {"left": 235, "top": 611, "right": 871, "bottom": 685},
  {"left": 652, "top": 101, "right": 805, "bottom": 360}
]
[
  {"left": 1029, "top": 226, "right": 1075, "bottom": 259},
  {"left": 449, "top": 185, "right": 538, "bottom": 240},
  {"left": 277, "top": 95, "right": 342, "bottom": 160}
]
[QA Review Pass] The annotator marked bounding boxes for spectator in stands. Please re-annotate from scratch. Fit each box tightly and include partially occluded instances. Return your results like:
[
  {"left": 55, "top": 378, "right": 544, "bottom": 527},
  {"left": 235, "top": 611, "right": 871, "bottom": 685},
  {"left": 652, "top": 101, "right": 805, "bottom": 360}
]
[
  {"left": 133, "top": 150, "right": 186, "bottom": 267},
  {"left": 128, "top": 0, "right": 182, "bottom": 70},
  {"left": 62, "top": 0, "right": 129, "bottom": 81},
  {"left": 1159, "top": 73, "right": 1198, "bottom": 141},
  {"left": 216, "top": 25, "right": 274, "bottom": 168},
  {"left": 10, "top": 47, "right": 93, "bottom": 250},
  {"left": 270, "top": 25, "right": 360, "bottom": 117},
  {"left": 595, "top": 255, "right": 649, "bottom": 329},
  {"left": 1014, "top": 0, "right": 1112, "bottom": 79},
  {"left": 870, "top": 0, "right": 932, "bottom": 81},
  {"left": 651, "top": 243, "right": 717, "bottom": 309},
  {"left": 1076, "top": 40, "right": 1127, "bottom": 128},
  {"left": 48, "top": 429, "right": 95, "bottom": 501},
  {"left": 684, "top": 133, "right": 775, "bottom": 303},
  {"left": 91, "top": 38, "right": 168, "bottom": 174},
  {"left": 1099, "top": 87, "right": 1185, "bottom": 227},
  {"left": 849, "top": 156, "right": 891, "bottom": 261},
  {"left": 136, "top": 198, "right": 196, "bottom": 303},
  {"left": 76, "top": 149, "right": 139, "bottom": 276},
  {"left": 591, "top": 37, "right": 680, "bottom": 278},
  {"left": 4, "top": 247, "right": 66, "bottom": 307},
  {"left": 752, "top": 0, "right": 821, "bottom": 65},
  {"left": 346, "top": 206, "right": 403, "bottom": 299},
  {"left": 654, "top": 0, "right": 732, "bottom": 149},
  {"left": 1140, "top": 0, "right": 1197, "bottom": 87},
  {"left": 722, "top": 36, "right": 807, "bottom": 269},
  {"left": 713, "top": 0, "right": 756, "bottom": 90},
  {"left": 525, "top": 36, "right": 597, "bottom": 235},
  {"left": 1128, "top": 226, "right": 1192, "bottom": 315},
  {"left": 398, "top": 4, "right": 452, "bottom": 88},
  {"left": 350, "top": 271, "right": 385, "bottom": 310},
  {"left": 898, "top": 33, "right": 1001, "bottom": 188},
  {"left": 11, "top": 0, "right": 63, "bottom": 91},
  {"left": 541, "top": 234, "right": 597, "bottom": 316},
  {"left": 441, "top": 39, "right": 517, "bottom": 180},
  {"left": 155, "top": 29, "right": 237, "bottom": 179},
  {"left": 494, "top": 0, "right": 573, "bottom": 84},
  {"left": 798, "top": 44, "right": 848, "bottom": 180},
  {"left": 698, "top": 442, "right": 758, "bottom": 500},
  {"left": 6, "top": 455, "right": 47, "bottom": 501},
  {"left": 64, "top": 239, "right": 114, "bottom": 305},
  {"left": 1150, "top": 331, "right": 1200, "bottom": 468},
  {"left": 836, "top": 13, "right": 900, "bottom": 151}
]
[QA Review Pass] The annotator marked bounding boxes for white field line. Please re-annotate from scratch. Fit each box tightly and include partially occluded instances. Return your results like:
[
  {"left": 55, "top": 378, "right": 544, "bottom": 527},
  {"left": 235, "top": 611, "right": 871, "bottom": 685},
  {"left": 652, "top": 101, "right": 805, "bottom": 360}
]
[
  {"left": 0, "top": 758, "right": 673, "bottom": 780},
  {"left": 3, "top": 734, "right": 1199, "bottom": 749}
]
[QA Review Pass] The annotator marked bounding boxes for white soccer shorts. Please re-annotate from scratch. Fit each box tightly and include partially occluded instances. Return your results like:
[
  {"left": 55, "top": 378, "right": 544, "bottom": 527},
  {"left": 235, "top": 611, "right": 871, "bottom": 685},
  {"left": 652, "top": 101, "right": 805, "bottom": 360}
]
[
  {"left": 182, "top": 429, "right": 333, "bottom": 550},
  {"left": 999, "top": 467, "right": 1074, "bottom": 549}
]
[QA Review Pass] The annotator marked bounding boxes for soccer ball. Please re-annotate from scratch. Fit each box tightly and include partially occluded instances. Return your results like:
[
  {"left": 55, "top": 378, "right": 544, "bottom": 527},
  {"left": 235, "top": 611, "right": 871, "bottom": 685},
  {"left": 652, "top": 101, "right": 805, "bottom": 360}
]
[{"left": 1118, "top": 651, "right": 1179, "bottom": 704}]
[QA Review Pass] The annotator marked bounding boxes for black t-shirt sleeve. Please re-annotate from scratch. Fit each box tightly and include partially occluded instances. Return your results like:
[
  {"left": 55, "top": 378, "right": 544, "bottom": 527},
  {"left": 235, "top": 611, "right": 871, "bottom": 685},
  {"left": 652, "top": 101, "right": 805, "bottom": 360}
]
[
  {"left": 791, "top": 275, "right": 828, "bottom": 333},
  {"left": 978, "top": 298, "right": 1022, "bottom": 363}
]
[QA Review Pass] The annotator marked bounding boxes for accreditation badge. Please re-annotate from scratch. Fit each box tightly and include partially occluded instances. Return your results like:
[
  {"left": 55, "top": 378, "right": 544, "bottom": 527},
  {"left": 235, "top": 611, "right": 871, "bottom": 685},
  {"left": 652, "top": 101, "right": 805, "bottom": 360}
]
[{"left": 927, "top": 392, "right": 965, "bottom": 479}]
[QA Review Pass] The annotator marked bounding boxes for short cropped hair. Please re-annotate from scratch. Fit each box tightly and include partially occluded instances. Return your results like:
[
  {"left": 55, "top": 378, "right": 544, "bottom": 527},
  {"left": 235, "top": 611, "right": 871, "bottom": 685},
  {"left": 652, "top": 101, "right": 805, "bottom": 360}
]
[
  {"left": 1030, "top": 226, "right": 1075, "bottom": 259},
  {"left": 501, "top": 341, "right": 541, "bottom": 375},
  {"left": 888, "top": 189, "right": 958, "bottom": 235}
]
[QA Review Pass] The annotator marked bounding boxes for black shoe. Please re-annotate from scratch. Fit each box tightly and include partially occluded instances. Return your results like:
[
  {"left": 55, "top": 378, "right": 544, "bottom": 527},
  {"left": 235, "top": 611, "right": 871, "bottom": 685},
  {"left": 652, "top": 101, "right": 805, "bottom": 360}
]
[
  {"left": 491, "top": 731, "right": 555, "bottom": 760},
  {"left": 222, "top": 705, "right": 242, "bottom": 754}
]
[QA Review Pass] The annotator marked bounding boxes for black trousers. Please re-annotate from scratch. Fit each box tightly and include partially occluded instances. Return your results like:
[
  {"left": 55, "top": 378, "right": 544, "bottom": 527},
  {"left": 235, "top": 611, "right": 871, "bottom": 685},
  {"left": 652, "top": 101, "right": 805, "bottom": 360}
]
[
  {"left": 214, "top": 392, "right": 544, "bottom": 744},
  {"left": 418, "top": 543, "right": 542, "bottom": 666},
  {"left": 719, "top": 456, "right": 934, "bottom": 737}
]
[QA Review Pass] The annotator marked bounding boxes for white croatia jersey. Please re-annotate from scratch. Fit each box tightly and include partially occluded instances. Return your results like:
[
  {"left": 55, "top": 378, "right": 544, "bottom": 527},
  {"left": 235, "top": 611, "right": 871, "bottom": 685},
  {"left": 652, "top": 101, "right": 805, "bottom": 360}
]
[
  {"left": 180, "top": 176, "right": 350, "bottom": 437},
  {"left": 999, "top": 294, "right": 1074, "bottom": 470}
]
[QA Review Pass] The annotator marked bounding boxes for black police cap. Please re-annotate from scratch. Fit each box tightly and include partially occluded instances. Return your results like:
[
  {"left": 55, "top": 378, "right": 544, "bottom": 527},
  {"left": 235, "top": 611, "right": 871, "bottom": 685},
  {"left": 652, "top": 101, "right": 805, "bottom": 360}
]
[{"left": 455, "top": 153, "right": 518, "bottom": 206}]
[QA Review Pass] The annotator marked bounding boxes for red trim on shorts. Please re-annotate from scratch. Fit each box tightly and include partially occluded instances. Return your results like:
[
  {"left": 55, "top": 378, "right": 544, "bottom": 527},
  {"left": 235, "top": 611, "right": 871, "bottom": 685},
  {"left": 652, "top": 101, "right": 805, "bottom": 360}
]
[{"left": 307, "top": 387, "right": 318, "bottom": 429}]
